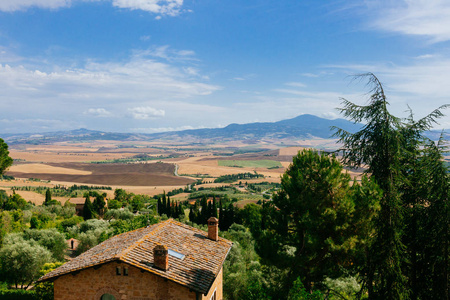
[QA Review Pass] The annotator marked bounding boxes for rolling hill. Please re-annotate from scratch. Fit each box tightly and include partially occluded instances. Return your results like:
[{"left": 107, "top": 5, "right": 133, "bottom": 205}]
[{"left": 2, "top": 114, "right": 447, "bottom": 145}]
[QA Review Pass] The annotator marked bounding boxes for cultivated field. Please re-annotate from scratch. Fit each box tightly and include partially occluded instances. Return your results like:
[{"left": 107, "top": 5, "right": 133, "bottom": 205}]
[
  {"left": 3, "top": 141, "right": 353, "bottom": 200},
  {"left": 7, "top": 162, "right": 193, "bottom": 187}
]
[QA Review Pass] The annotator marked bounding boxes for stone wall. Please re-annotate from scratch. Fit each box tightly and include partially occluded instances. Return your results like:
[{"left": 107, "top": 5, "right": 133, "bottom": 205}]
[{"left": 53, "top": 262, "right": 200, "bottom": 300}]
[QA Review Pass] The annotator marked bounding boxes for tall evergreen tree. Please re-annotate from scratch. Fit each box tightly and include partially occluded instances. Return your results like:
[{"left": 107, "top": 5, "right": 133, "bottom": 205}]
[
  {"left": 92, "top": 193, "right": 106, "bottom": 217},
  {"left": 333, "top": 73, "right": 449, "bottom": 299},
  {"left": 416, "top": 136, "right": 449, "bottom": 299},
  {"left": 157, "top": 197, "right": 162, "bottom": 215},
  {"left": 82, "top": 195, "right": 94, "bottom": 220},
  {"left": 167, "top": 196, "right": 171, "bottom": 218},
  {"left": 212, "top": 196, "right": 218, "bottom": 218},
  {"left": 200, "top": 196, "right": 209, "bottom": 224},
  {"left": 161, "top": 192, "right": 167, "bottom": 216},
  {"left": 0, "top": 138, "right": 13, "bottom": 176},
  {"left": 44, "top": 189, "right": 51, "bottom": 205},
  {"left": 219, "top": 199, "right": 226, "bottom": 231}
]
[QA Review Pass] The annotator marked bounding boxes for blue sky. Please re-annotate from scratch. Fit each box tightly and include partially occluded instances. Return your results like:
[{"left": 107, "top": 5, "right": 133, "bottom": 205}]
[{"left": 1, "top": 0, "right": 450, "bottom": 134}]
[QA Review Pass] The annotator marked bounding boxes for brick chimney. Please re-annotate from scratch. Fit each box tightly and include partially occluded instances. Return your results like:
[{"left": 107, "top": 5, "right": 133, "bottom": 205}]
[
  {"left": 154, "top": 244, "right": 169, "bottom": 271},
  {"left": 207, "top": 217, "right": 219, "bottom": 241}
]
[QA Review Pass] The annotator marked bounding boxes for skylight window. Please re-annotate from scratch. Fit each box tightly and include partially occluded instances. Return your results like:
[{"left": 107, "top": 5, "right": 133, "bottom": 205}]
[{"left": 168, "top": 249, "right": 185, "bottom": 260}]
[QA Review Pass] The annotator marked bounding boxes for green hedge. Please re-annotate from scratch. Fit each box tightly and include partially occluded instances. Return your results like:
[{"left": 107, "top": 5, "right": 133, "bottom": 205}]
[{"left": 0, "top": 289, "right": 38, "bottom": 300}]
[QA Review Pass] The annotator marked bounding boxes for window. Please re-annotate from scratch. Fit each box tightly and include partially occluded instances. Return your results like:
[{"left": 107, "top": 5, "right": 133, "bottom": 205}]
[
  {"left": 123, "top": 267, "right": 128, "bottom": 276},
  {"left": 100, "top": 293, "right": 116, "bottom": 300},
  {"left": 210, "top": 290, "right": 216, "bottom": 300},
  {"left": 168, "top": 249, "right": 185, "bottom": 260},
  {"left": 116, "top": 267, "right": 121, "bottom": 275}
]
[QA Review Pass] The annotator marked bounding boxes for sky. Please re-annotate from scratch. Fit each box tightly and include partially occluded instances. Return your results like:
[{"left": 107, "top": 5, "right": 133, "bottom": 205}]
[{"left": 1, "top": 0, "right": 450, "bottom": 134}]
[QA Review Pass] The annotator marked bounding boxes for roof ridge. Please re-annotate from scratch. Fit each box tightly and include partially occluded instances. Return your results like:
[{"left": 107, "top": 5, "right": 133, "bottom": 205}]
[{"left": 116, "top": 219, "right": 171, "bottom": 260}]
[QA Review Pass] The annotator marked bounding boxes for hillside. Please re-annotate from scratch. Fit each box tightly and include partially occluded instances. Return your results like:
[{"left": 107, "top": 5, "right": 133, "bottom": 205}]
[{"left": 2, "top": 114, "right": 448, "bottom": 145}]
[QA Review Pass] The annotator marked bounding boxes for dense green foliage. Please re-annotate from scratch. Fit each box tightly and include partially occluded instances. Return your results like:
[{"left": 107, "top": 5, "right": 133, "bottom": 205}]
[
  {"left": 0, "top": 236, "right": 52, "bottom": 289},
  {"left": 214, "top": 172, "right": 264, "bottom": 183},
  {"left": 218, "top": 159, "right": 282, "bottom": 168}
]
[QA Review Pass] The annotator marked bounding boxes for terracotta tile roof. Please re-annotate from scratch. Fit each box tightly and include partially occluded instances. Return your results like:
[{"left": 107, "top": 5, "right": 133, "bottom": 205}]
[{"left": 38, "top": 219, "right": 233, "bottom": 295}]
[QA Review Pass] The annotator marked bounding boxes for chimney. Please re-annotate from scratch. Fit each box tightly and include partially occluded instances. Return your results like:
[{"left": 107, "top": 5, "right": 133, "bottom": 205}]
[
  {"left": 154, "top": 244, "right": 169, "bottom": 271},
  {"left": 207, "top": 217, "right": 219, "bottom": 241}
]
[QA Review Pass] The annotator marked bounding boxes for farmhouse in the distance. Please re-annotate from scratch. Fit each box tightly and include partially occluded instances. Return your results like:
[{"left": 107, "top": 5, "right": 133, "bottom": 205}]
[{"left": 39, "top": 218, "right": 232, "bottom": 300}]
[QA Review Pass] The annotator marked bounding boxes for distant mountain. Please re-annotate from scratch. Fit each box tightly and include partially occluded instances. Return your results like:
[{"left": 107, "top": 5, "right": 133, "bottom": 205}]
[
  {"left": 150, "top": 114, "right": 361, "bottom": 141},
  {"left": 2, "top": 114, "right": 447, "bottom": 145}
]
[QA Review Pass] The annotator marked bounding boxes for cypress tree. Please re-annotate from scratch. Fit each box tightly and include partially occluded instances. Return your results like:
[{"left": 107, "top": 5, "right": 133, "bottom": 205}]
[
  {"left": 157, "top": 197, "right": 162, "bottom": 215},
  {"left": 200, "top": 196, "right": 208, "bottom": 224},
  {"left": 219, "top": 199, "right": 225, "bottom": 231},
  {"left": 189, "top": 206, "right": 195, "bottom": 222},
  {"left": 83, "top": 195, "right": 94, "bottom": 220},
  {"left": 161, "top": 192, "right": 167, "bottom": 215},
  {"left": 212, "top": 196, "right": 218, "bottom": 218},
  {"left": 167, "top": 196, "right": 171, "bottom": 218},
  {"left": 173, "top": 202, "right": 178, "bottom": 219},
  {"left": 44, "top": 189, "right": 51, "bottom": 205},
  {"left": 178, "top": 203, "right": 185, "bottom": 218},
  {"left": 193, "top": 201, "right": 200, "bottom": 224}
]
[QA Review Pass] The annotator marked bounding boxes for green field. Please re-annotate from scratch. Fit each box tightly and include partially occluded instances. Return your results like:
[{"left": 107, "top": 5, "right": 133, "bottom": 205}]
[{"left": 218, "top": 160, "right": 282, "bottom": 168}]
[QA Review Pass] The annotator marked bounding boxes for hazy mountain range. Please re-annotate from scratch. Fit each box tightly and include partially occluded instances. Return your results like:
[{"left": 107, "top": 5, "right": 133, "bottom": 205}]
[{"left": 2, "top": 114, "right": 448, "bottom": 145}]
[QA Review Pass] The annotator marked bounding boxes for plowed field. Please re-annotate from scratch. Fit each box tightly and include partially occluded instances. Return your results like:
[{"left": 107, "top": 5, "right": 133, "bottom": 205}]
[{"left": 6, "top": 162, "right": 194, "bottom": 186}]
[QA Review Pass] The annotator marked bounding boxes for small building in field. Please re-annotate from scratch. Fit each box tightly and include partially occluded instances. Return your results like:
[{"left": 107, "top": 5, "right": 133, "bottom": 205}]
[
  {"left": 67, "top": 197, "right": 86, "bottom": 217},
  {"left": 39, "top": 218, "right": 232, "bottom": 300}
]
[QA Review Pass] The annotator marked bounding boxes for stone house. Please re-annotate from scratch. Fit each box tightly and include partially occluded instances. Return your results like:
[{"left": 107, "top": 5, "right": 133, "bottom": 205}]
[
  {"left": 39, "top": 218, "right": 232, "bottom": 300},
  {"left": 67, "top": 197, "right": 86, "bottom": 217}
]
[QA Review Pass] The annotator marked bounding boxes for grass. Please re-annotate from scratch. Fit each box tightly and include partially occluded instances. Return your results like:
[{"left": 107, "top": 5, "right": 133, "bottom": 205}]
[{"left": 218, "top": 160, "right": 282, "bottom": 168}]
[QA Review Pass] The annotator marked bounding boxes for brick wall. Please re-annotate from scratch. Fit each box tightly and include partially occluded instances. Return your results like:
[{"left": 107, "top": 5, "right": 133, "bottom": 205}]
[
  {"left": 202, "top": 267, "right": 223, "bottom": 300},
  {"left": 53, "top": 262, "right": 199, "bottom": 300}
]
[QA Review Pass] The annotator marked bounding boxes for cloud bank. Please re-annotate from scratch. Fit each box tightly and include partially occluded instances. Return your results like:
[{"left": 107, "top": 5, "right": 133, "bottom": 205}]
[{"left": 368, "top": 0, "right": 450, "bottom": 42}]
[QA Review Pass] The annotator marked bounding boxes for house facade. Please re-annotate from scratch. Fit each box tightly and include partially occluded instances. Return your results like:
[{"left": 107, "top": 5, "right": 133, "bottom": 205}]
[{"left": 39, "top": 218, "right": 232, "bottom": 300}]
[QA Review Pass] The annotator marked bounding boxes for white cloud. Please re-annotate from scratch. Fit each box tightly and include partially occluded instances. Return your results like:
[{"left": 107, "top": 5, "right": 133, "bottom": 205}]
[
  {"left": 368, "top": 0, "right": 450, "bottom": 42},
  {"left": 0, "top": 52, "right": 218, "bottom": 103},
  {"left": 0, "top": 46, "right": 219, "bottom": 133},
  {"left": 140, "top": 35, "right": 151, "bottom": 41},
  {"left": 130, "top": 125, "right": 203, "bottom": 133},
  {"left": 135, "top": 45, "right": 197, "bottom": 62},
  {"left": 0, "top": 0, "right": 185, "bottom": 16},
  {"left": 84, "top": 108, "right": 112, "bottom": 117},
  {"left": 0, "top": 118, "right": 79, "bottom": 132},
  {"left": 324, "top": 59, "right": 450, "bottom": 128},
  {"left": 301, "top": 73, "right": 319, "bottom": 78},
  {"left": 112, "top": 0, "right": 184, "bottom": 16},
  {"left": 128, "top": 106, "right": 165, "bottom": 119},
  {"left": 415, "top": 54, "right": 436, "bottom": 60},
  {"left": 0, "top": 0, "right": 71, "bottom": 12},
  {"left": 285, "top": 82, "right": 306, "bottom": 88}
]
